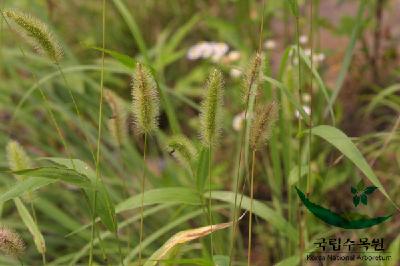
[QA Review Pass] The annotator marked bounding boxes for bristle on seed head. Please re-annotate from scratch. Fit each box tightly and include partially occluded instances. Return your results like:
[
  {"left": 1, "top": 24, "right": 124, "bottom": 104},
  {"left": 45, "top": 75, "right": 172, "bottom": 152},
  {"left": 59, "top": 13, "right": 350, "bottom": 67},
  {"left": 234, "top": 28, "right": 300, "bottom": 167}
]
[
  {"left": 131, "top": 63, "right": 160, "bottom": 134},
  {"left": 250, "top": 101, "right": 279, "bottom": 150},
  {"left": 199, "top": 69, "right": 224, "bottom": 147},
  {"left": 0, "top": 227, "right": 25, "bottom": 257},
  {"left": 4, "top": 9, "right": 63, "bottom": 62}
]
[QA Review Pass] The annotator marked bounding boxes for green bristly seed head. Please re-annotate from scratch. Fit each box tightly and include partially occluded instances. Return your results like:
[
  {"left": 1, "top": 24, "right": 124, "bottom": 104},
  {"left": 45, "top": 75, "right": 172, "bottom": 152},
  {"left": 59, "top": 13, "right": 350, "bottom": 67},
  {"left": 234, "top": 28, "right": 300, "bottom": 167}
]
[
  {"left": 242, "top": 53, "right": 263, "bottom": 102},
  {"left": 199, "top": 69, "right": 224, "bottom": 147},
  {"left": 105, "top": 89, "right": 128, "bottom": 147},
  {"left": 4, "top": 9, "right": 63, "bottom": 63},
  {"left": 0, "top": 227, "right": 25, "bottom": 257},
  {"left": 6, "top": 140, "right": 32, "bottom": 180},
  {"left": 250, "top": 101, "right": 279, "bottom": 150},
  {"left": 131, "top": 63, "right": 160, "bottom": 134},
  {"left": 166, "top": 135, "right": 198, "bottom": 173}
]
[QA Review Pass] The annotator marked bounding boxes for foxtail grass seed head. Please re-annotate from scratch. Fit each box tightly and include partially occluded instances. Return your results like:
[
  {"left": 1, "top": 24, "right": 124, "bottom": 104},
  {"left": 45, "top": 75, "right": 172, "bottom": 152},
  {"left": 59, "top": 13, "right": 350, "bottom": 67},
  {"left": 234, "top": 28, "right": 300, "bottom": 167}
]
[
  {"left": 131, "top": 63, "right": 160, "bottom": 134},
  {"left": 242, "top": 53, "right": 263, "bottom": 102},
  {"left": 199, "top": 69, "right": 224, "bottom": 147},
  {"left": 166, "top": 135, "right": 197, "bottom": 172},
  {"left": 4, "top": 9, "right": 63, "bottom": 63},
  {"left": 250, "top": 101, "right": 279, "bottom": 150},
  {"left": 0, "top": 227, "right": 25, "bottom": 257},
  {"left": 105, "top": 89, "right": 128, "bottom": 147},
  {"left": 6, "top": 140, "right": 32, "bottom": 179}
]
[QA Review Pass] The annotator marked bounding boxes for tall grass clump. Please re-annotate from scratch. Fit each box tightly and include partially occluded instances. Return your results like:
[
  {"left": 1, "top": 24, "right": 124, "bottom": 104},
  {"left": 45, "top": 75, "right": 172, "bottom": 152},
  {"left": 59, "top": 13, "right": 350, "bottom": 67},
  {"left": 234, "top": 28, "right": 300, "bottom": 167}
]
[
  {"left": 247, "top": 101, "right": 278, "bottom": 265},
  {"left": 199, "top": 68, "right": 224, "bottom": 255},
  {"left": 131, "top": 62, "right": 160, "bottom": 265}
]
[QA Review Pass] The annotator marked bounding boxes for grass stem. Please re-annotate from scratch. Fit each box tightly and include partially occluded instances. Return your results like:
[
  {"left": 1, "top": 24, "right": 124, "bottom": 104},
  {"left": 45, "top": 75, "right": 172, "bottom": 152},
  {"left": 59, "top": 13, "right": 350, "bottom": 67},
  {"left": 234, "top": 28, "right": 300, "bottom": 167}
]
[{"left": 138, "top": 133, "right": 148, "bottom": 266}]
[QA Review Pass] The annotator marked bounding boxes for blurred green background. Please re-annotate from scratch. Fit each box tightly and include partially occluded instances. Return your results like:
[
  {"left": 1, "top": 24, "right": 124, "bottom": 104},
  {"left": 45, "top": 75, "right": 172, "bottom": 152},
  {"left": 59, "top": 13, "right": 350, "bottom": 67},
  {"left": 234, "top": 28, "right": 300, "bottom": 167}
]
[{"left": 0, "top": 0, "right": 399, "bottom": 265}]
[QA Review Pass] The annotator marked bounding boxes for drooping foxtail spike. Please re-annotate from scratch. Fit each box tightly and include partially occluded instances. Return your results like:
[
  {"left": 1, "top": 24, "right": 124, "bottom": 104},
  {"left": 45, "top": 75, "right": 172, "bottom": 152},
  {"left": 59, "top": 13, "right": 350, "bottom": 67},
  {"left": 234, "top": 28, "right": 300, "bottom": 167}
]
[
  {"left": 4, "top": 9, "right": 63, "bottom": 63},
  {"left": 165, "top": 135, "right": 198, "bottom": 173}
]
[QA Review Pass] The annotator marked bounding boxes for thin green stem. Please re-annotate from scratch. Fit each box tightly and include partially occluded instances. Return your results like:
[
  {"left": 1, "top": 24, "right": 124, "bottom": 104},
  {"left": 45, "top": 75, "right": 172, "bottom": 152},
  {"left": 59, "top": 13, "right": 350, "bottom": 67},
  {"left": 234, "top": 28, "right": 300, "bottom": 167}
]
[
  {"left": 89, "top": 0, "right": 111, "bottom": 264},
  {"left": 295, "top": 4, "right": 305, "bottom": 265},
  {"left": 208, "top": 142, "right": 214, "bottom": 257},
  {"left": 229, "top": 94, "right": 250, "bottom": 266},
  {"left": 138, "top": 133, "right": 148, "bottom": 266},
  {"left": 307, "top": 0, "right": 314, "bottom": 196},
  {"left": 41, "top": 252, "right": 46, "bottom": 266},
  {"left": 247, "top": 150, "right": 256, "bottom": 266}
]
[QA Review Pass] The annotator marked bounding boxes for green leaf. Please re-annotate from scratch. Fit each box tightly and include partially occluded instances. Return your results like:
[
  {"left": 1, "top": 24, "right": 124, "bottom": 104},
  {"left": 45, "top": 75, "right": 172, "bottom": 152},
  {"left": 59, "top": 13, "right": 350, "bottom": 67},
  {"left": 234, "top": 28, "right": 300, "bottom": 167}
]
[
  {"left": 361, "top": 194, "right": 368, "bottom": 205},
  {"left": 116, "top": 187, "right": 201, "bottom": 213},
  {"left": 112, "top": 0, "right": 149, "bottom": 64},
  {"left": 353, "top": 195, "right": 360, "bottom": 207},
  {"left": 14, "top": 197, "right": 46, "bottom": 254},
  {"left": 0, "top": 177, "right": 55, "bottom": 203},
  {"left": 41, "top": 158, "right": 117, "bottom": 232},
  {"left": 351, "top": 186, "right": 357, "bottom": 194},
  {"left": 364, "top": 186, "right": 377, "bottom": 195},
  {"left": 89, "top": 46, "right": 135, "bottom": 69},
  {"left": 325, "top": 0, "right": 367, "bottom": 117},
  {"left": 310, "top": 125, "right": 399, "bottom": 210},
  {"left": 296, "top": 46, "right": 335, "bottom": 124},
  {"left": 207, "top": 191, "right": 298, "bottom": 243},
  {"left": 14, "top": 167, "right": 92, "bottom": 188},
  {"left": 356, "top": 179, "right": 364, "bottom": 191}
]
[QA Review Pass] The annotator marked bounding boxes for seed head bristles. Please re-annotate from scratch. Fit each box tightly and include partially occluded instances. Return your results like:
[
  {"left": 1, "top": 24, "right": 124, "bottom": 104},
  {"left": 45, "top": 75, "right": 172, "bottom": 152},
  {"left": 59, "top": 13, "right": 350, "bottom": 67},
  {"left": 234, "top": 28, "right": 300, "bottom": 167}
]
[
  {"left": 199, "top": 69, "right": 224, "bottom": 147},
  {"left": 0, "top": 227, "right": 25, "bottom": 257},
  {"left": 6, "top": 140, "right": 32, "bottom": 180},
  {"left": 166, "top": 135, "right": 198, "bottom": 173},
  {"left": 131, "top": 63, "right": 160, "bottom": 134},
  {"left": 3, "top": 9, "right": 63, "bottom": 63},
  {"left": 105, "top": 89, "right": 127, "bottom": 147},
  {"left": 250, "top": 101, "right": 279, "bottom": 150},
  {"left": 242, "top": 53, "right": 263, "bottom": 102}
]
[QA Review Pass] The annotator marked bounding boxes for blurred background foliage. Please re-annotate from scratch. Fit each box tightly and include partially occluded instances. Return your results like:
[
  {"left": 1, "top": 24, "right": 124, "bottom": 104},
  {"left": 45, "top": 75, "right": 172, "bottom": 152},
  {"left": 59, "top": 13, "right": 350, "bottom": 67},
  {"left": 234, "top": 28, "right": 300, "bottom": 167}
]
[{"left": 0, "top": 0, "right": 400, "bottom": 265}]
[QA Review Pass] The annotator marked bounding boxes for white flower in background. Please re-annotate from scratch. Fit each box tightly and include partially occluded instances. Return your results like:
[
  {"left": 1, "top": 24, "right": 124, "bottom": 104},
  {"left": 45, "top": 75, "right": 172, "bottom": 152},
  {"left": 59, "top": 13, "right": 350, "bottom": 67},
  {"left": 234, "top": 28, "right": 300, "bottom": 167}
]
[
  {"left": 230, "top": 68, "right": 242, "bottom": 78},
  {"left": 187, "top": 42, "right": 207, "bottom": 60},
  {"left": 232, "top": 111, "right": 246, "bottom": 131},
  {"left": 211, "top": 42, "right": 229, "bottom": 62},
  {"left": 302, "top": 93, "right": 311, "bottom": 103},
  {"left": 314, "top": 53, "right": 325, "bottom": 63},
  {"left": 227, "top": 50, "right": 241, "bottom": 61},
  {"left": 264, "top": 39, "right": 276, "bottom": 50},
  {"left": 299, "top": 35, "right": 308, "bottom": 44},
  {"left": 304, "top": 48, "right": 312, "bottom": 57},
  {"left": 295, "top": 105, "right": 311, "bottom": 119},
  {"left": 186, "top": 41, "right": 229, "bottom": 62}
]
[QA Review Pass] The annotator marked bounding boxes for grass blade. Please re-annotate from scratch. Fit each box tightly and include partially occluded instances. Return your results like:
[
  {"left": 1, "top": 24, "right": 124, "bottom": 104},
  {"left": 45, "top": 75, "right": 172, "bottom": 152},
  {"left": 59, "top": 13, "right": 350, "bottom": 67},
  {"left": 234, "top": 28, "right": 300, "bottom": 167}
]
[
  {"left": 310, "top": 125, "right": 399, "bottom": 210},
  {"left": 14, "top": 197, "right": 46, "bottom": 255}
]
